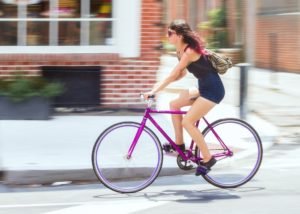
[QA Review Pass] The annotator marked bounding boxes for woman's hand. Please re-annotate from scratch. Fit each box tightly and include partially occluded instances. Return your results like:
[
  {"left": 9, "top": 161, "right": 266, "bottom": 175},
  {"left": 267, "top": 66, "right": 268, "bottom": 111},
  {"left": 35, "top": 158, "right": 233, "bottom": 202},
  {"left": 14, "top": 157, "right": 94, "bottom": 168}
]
[{"left": 143, "top": 91, "right": 155, "bottom": 100}]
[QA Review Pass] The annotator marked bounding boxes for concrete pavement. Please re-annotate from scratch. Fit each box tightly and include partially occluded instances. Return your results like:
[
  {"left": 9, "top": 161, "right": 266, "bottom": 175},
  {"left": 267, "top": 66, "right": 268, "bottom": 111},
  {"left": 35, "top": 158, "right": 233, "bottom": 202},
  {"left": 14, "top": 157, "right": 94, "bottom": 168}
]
[
  {"left": 0, "top": 105, "right": 276, "bottom": 185},
  {"left": 2, "top": 54, "right": 295, "bottom": 185}
]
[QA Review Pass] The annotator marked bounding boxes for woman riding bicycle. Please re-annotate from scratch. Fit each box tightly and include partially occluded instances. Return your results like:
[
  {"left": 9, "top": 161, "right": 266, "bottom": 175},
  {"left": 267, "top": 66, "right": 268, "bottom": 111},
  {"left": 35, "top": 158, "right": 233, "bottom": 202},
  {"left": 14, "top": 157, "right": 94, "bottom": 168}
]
[{"left": 143, "top": 19, "right": 225, "bottom": 176}]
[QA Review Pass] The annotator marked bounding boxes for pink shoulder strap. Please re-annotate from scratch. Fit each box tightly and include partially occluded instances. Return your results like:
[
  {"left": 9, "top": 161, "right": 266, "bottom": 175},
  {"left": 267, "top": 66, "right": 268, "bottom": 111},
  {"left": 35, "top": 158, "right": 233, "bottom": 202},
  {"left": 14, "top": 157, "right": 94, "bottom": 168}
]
[{"left": 184, "top": 45, "right": 189, "bottom": 52}]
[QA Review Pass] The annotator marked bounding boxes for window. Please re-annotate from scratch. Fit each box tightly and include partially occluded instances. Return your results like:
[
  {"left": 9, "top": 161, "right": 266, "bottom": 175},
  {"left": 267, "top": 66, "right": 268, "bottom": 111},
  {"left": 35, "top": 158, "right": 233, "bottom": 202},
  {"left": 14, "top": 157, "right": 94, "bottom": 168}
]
[
  {"left": 258, "top": 0, "right": 299, "bottom": 15},
  {"left": 0, "top": 2, "right": 17, "bottom": 45},
  {"left": 0, "top": 0, "right": 114, "bottom": 47}
]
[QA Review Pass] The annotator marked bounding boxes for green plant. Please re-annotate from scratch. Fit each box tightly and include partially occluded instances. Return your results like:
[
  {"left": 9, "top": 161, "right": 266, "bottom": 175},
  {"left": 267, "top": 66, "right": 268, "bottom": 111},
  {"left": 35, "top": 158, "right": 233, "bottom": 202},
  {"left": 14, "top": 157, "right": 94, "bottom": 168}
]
[
  {"left": 208, "top": 8, "right": 226, "bottom": 28},
  {"left": 199, "top": 6, "right": 229, "bottom": 49},
  {"left": 0, "top": 73, "right": 64, "bottom": 102}
]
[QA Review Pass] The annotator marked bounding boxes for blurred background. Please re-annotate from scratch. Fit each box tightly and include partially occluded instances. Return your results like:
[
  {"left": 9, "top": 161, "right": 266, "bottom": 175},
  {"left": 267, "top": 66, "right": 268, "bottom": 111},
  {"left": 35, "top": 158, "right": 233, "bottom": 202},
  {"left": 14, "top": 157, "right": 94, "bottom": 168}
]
[
  {"left": 0, "top": 0, "right": 299, "bottom": 111},
  {"left": 0, "top": 0, "right": 299, "bottom": 185},
  {"left": 0, "top": 0, "right": 300, "bottom": 108}
]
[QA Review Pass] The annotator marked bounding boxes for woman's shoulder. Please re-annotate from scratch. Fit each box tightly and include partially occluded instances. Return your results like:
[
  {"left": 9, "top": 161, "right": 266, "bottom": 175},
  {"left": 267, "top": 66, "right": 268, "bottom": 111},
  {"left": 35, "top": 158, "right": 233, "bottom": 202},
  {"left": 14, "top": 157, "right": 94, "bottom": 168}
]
[{"left": 185, "top": 47, "right": 202, "bottom": 62}]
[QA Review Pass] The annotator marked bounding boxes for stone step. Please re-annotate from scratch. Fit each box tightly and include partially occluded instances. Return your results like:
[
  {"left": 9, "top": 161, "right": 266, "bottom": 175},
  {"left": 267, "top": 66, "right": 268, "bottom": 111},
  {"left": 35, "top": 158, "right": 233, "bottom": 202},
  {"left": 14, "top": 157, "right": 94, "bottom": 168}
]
[
  {"left": 101, "top": 83, "right": 154, "bottom": 87},
  {"left": 101, "top": 76, "right": 157, "bottom": 81},
  {"left": 101, "top": 80, "right": 156, "bottom": 85}
]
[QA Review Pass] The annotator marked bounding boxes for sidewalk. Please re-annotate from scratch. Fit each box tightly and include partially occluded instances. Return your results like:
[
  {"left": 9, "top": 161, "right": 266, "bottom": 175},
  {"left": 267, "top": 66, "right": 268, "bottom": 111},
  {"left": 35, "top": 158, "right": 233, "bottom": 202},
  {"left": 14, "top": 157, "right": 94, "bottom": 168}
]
[{"left": 0, "top": 55, "right": 285, "bottom": 185}]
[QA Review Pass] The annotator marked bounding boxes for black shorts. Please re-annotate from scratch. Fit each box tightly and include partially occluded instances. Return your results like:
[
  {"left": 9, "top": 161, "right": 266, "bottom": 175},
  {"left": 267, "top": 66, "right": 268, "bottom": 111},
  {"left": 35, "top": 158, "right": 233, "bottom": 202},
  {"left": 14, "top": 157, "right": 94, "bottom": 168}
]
[{"left": 198, "top": 72, "right": 225, "bottom": 104}]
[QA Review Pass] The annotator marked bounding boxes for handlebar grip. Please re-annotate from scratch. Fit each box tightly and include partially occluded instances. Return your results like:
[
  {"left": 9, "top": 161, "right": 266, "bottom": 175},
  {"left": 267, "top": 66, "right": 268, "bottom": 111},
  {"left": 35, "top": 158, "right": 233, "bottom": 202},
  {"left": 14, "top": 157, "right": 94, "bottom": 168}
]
[{"left": 140, "top": 93, "right": 155, "bottom": 99}]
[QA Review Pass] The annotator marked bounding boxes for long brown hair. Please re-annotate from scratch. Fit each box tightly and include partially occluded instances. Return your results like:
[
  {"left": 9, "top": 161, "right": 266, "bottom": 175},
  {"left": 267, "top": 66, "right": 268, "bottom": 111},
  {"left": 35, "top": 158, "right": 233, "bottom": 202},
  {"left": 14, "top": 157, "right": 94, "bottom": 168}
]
[{"left": 168, "top": 19, "right": 207, "bottom": 55}]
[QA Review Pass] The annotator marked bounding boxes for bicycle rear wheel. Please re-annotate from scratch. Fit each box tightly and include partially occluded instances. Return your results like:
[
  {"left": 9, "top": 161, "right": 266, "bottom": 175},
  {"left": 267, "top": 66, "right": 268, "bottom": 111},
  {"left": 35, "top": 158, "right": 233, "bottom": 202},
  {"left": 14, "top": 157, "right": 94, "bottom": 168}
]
[
  {"left": 92, "top": 121, "right": 163, "bottom": 193},
  {"left": 196, "top": 118, "right": 263, "bottom": 188}
]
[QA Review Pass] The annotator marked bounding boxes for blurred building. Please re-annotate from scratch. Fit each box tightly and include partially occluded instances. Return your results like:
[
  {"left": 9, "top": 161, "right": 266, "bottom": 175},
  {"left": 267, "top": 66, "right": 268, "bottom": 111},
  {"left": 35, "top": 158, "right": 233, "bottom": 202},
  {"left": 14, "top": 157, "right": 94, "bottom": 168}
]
[
  {"left": 163, "top": 0, "right": 222, "bottom": 28},
  {"left": 164, "top": 0, "right": 300, "bottom": 73},
  {"left": 0, "top": 0, "right": 299, "bottom": 110},
  {"left": 0, "top": 0, "right": 163, "bottom": 109},
  {"left": 254, "top": 0, "right": 300, "bottom": 73}
]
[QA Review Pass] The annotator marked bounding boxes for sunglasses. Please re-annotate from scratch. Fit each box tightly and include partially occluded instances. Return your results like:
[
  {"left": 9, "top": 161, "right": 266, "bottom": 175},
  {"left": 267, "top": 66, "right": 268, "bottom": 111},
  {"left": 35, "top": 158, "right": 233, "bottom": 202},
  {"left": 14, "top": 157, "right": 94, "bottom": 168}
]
[{"left": 167, "top": 30, "right": 176, "bottom": 37}]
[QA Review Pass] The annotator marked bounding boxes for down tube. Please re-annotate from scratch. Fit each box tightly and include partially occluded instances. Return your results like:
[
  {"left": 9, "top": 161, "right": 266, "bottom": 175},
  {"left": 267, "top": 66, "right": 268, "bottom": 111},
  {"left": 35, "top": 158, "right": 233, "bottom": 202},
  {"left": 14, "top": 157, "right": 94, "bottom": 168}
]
[
  {"left": 147, "top": 115, "right": 173, "bottom": 142},
  {"left": 147, "top": 114, "right": 188, "bottom": 160}
]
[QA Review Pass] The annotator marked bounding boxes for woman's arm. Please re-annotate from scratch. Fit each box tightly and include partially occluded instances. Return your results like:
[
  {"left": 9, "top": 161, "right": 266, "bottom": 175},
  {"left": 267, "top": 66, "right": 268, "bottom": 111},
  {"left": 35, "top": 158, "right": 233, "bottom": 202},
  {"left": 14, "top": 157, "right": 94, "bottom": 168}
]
[
  {"left": 174, "top": 69, "right": 187, "bottom": 81},
  {"left": 147, "top": 52, "right": 191, "bottom": 96}
]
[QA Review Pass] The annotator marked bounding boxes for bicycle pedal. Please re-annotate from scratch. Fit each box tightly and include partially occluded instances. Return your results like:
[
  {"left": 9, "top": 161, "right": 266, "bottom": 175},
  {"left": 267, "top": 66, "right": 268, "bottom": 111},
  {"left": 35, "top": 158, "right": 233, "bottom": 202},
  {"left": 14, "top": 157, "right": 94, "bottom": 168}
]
[
  {"left": 162, "top": 144, "right": 172, "bottom": 152},
  {"left": 164, "top": 151, "right": 178, "bottom": 157},
  {"left": 195, "top": 165, "right": 210, "bottom": 176}
]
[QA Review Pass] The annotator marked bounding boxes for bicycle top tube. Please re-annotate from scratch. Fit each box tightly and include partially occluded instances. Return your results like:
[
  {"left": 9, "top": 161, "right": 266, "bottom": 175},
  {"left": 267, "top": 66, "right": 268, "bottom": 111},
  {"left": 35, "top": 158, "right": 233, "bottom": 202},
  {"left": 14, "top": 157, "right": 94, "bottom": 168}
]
[
  {"left": 143, "top": 97, "right": 209, "bottom": 124},
  {"left": 144, "top": 97, "right": 186, "bottom": 114},
  {"left": 150, "top": 109, "right": 186, "bottom": 115}
]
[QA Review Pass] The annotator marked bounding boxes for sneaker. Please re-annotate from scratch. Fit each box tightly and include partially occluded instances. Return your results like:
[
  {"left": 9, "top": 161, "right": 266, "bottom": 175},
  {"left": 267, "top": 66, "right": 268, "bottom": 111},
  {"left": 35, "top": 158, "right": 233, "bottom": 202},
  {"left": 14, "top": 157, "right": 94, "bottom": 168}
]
[
  {"left": 163, "top": 143, "right": 185, "bottom": 153},
  {"left": 195, "top": 157, "right": 217, "bottom": 176}
]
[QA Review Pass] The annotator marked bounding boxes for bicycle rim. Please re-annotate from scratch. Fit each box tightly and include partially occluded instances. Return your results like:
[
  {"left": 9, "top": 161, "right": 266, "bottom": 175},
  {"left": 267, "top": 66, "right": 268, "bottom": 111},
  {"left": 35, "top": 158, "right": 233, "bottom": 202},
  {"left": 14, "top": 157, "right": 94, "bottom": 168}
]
[
  {"left": 199, "top": 118, "right": 263, "bottom": 188},
  {"left": 92, "top": 122, "right": 163, "bottom": 193}
]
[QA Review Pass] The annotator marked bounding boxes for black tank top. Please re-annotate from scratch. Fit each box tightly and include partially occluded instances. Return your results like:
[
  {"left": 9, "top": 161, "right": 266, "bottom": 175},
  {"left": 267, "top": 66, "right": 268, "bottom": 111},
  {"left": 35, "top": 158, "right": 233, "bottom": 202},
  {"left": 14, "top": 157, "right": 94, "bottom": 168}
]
[
  {"left": 182, "top": 46, "right": 216, "bottom": 79},
  {"left": 186, "top": 56, "right": 216, "bottom": 79}
]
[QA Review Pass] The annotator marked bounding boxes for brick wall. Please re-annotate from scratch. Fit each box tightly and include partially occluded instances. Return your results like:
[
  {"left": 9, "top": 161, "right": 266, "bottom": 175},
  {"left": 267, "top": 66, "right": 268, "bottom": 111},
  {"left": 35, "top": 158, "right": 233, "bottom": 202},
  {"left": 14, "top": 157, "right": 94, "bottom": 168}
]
[
  {"left": 226, "top": 0, "right": 300, "bottom": 73},
  {"left": 163, "top": 0, "right": 299, "bottom": 73},
  {"left": 255, "top": 15, "right": 300, "bottom": 73},
  {"left": 0, "top": 0, "right": 163, "bottom": 109},
  {"left": 226, "top": 0, "right": 235, "bottom": 47},
  {"left": 226, "top": 0, "right": 245, "bottom": 48}
]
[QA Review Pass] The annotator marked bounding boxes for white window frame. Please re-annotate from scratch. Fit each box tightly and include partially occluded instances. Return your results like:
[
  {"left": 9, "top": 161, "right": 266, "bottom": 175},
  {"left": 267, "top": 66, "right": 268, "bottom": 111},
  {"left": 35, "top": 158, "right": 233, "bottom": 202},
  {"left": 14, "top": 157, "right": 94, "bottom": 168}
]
[{"left": 0, "top": 0, "right": 141, "bottom": 57}]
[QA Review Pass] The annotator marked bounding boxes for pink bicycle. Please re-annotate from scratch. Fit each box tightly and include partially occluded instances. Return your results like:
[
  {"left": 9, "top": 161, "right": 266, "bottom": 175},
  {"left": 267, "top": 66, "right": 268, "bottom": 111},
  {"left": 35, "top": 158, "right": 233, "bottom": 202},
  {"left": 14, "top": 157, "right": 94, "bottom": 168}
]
[{"left": 92, "top": 96, "right": 263, "bottom": 193}]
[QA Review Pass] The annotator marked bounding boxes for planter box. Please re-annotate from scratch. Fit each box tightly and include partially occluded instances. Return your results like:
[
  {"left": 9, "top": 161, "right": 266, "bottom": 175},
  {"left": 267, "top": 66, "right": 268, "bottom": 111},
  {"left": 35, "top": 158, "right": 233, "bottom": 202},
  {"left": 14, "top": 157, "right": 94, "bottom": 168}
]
[{"left": 0, "top": 96, "right": 52, "bottom": 120}]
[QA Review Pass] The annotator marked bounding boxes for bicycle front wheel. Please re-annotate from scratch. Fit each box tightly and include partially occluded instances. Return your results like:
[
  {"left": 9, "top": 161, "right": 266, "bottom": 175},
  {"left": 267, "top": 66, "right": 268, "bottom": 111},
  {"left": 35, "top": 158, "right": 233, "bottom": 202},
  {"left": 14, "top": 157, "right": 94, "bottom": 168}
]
[
  {"left": 92, "top": 121, "right": 163, "bottom": 193},
  {"left": 197, "top": 118, "right": 263, "bottom": 188}
]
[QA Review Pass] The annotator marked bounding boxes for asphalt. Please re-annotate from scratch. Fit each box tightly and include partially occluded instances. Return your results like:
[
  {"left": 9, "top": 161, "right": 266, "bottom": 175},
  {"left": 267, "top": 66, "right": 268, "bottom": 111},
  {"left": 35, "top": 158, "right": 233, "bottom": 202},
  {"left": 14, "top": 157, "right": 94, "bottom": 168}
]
[{"left": 2, "top": 54, "right": 298, "bottom": 186}]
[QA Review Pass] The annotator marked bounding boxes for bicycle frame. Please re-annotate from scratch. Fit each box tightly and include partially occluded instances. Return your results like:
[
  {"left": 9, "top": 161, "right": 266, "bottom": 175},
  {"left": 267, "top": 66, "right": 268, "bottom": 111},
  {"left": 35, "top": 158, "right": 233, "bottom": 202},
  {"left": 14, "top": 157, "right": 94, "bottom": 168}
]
[{"left": 127, "top": 106, "right": 232, "bottom": 163}]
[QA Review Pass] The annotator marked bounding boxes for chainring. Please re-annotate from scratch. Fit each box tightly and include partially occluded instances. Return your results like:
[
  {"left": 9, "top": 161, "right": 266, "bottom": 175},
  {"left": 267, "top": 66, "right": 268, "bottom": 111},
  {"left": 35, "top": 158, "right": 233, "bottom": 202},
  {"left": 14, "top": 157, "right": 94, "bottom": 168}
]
[{"left": 176, "top": 151, "right": 194, "bottom": 170}]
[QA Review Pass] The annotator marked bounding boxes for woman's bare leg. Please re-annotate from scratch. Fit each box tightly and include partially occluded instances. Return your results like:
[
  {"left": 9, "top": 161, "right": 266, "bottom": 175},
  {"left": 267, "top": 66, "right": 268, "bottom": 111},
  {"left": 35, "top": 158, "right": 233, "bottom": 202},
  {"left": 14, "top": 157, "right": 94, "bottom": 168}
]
[
  {"left": 182, "top": 97, "right": 216, "bottom": 162},
  {"left": 169, "top": 89, "right": 199, "bottom": 145}
]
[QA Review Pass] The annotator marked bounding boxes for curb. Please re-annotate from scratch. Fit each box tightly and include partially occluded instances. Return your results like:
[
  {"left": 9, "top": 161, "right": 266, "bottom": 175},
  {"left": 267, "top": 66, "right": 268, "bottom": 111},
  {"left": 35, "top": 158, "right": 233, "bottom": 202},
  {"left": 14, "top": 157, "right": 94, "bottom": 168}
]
[{"left": 2, "top": 167, "right": 193, "bottom": 185}]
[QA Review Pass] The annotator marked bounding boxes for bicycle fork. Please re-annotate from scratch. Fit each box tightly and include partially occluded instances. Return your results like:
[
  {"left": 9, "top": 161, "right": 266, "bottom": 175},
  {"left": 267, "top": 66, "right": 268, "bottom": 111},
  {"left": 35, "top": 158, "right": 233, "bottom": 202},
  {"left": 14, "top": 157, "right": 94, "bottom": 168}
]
[{"left": 126, "top": 112, "right": 149, "bottom": 159}]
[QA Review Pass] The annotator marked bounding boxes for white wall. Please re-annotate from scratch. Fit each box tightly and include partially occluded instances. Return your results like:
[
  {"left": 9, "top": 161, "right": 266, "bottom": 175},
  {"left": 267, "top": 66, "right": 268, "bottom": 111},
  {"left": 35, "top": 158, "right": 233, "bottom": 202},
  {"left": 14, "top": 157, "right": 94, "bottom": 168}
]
[{"left": 115, "top": 0, "right": 141, "bottom": 57}]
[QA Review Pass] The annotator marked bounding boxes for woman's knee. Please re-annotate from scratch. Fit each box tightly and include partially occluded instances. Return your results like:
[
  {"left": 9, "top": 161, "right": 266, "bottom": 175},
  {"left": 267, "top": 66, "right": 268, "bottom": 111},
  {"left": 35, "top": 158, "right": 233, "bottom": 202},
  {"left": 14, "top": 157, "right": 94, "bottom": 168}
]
[
  {"left": 169, "top": 99, "right": 181, "bottom": 110},
  {"left": 181, "top": 117, "right": 194, "bottom": 129},
  {"left": 169, "top": 97, "right": 184, "bottom": 110},
  {"left": 169, "top": 90, "right": 189, "bottom": 110}
]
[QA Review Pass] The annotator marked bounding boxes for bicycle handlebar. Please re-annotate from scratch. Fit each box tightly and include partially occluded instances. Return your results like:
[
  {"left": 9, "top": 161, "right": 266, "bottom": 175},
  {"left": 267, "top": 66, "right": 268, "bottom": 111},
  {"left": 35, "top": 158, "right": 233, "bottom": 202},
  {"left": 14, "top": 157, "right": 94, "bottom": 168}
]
[{"left": 140, "top": 93, "right": 155, "bottom": 108}]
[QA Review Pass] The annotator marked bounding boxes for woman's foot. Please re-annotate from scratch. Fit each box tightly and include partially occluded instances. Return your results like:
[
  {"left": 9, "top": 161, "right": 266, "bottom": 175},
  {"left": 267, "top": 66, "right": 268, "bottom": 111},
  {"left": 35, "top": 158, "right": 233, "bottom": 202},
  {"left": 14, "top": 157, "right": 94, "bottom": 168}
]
[
  {"left": 163, "top": 143, "right": 185, "bottom": 153},
  {"left": 195, "top": 157, "right": 217, "bottom": 176}
]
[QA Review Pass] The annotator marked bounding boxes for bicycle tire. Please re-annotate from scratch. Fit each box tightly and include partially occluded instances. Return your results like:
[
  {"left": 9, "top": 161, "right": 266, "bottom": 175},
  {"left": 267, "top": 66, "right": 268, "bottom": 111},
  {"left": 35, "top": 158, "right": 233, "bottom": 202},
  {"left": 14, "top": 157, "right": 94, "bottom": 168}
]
[
  {"left": 196, "top": 118, "right": 263, "bottom": 188},
  {"left": 92, "top": 121, "right": 163, "bottom": 193}
]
